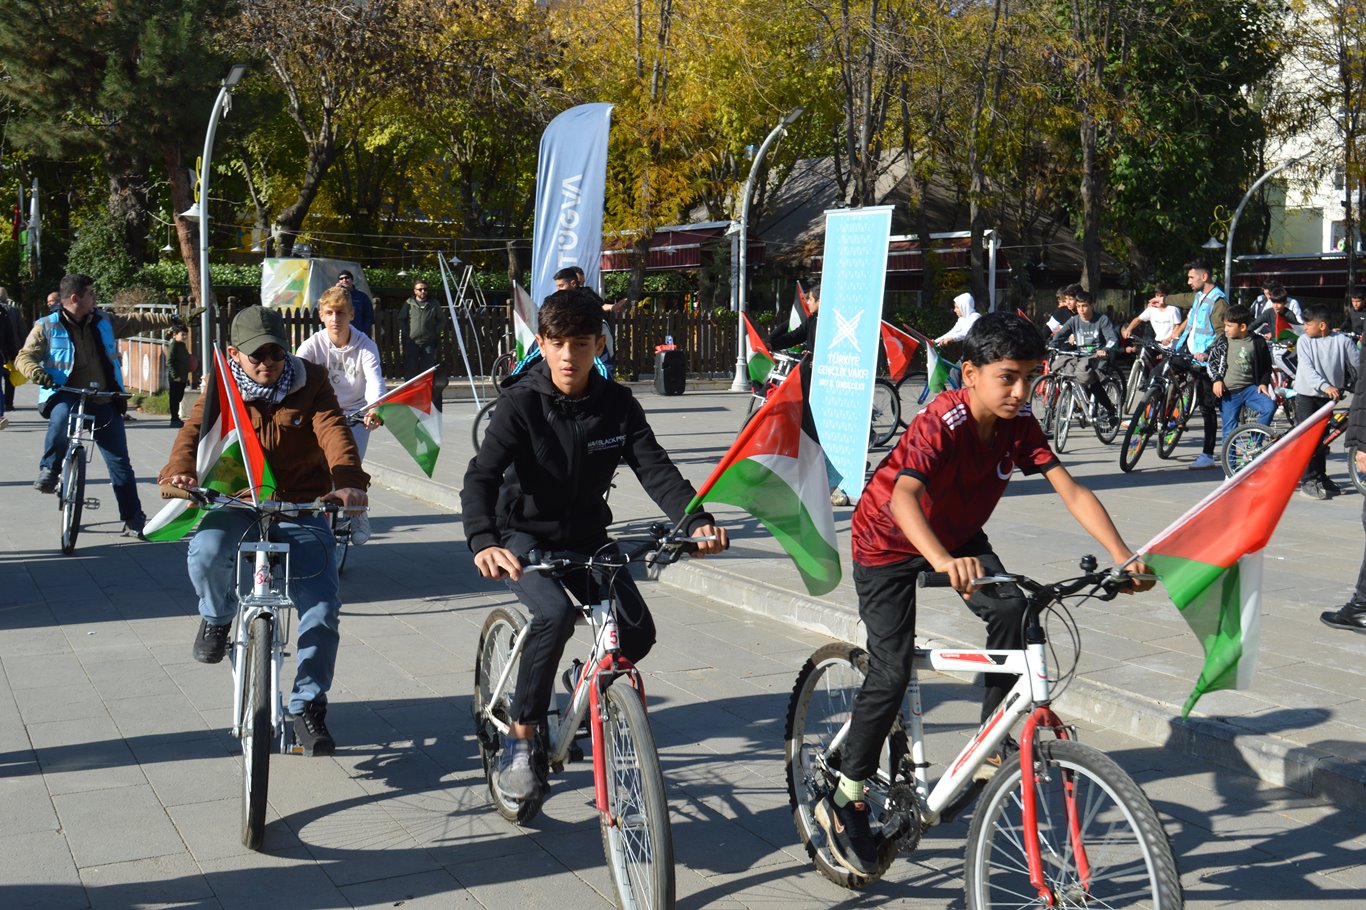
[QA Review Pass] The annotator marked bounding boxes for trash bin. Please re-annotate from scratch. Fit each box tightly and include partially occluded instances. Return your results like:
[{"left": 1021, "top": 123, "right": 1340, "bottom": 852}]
[{"left": 654, "top": 346, "right": 686, "bottom": 396}]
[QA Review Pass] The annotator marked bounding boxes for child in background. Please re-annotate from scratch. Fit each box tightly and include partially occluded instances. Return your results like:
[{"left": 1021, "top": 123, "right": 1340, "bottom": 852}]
[
  {"left": 1293, "top": 302, "right": 1359, "bottom": 499},
  {"left": 1208, "top": 305, "right": 1274, "bottom": 440},
  {"left": 166, "top": 325, "right": 191, "bottom": 429},
  {"left": 1341, "top": 287, "right": 1366, "bottom": 337},
  {"left": 1122, "top": 283, "right": 1182, "bottom": 346}
]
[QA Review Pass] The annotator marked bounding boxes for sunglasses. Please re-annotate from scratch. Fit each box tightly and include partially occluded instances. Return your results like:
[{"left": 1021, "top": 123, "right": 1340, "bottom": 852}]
[
  {"left": 338, "top": 276, "right": 353, "bottom": 282},
  {"left": 414, "top": 287, "right": 429, "bottom": 292},
  {"left": 246, "top": 346, "right": 287, "bottom": 365}
]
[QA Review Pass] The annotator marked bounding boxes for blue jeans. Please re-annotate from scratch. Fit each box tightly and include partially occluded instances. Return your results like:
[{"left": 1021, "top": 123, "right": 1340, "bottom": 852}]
[
  {"left": 188, "top": 508, "right": 341, "bottom": 713},
  {"left": 1218, "top": 385, "right": 1275, "bottom": 441},
  {"left": 41, "top": 393, "right": 143, "bottom": 523}
]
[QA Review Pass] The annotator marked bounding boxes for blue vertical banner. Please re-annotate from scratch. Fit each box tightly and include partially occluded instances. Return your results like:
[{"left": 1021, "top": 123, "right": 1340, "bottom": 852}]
[
  {"left": 531, "top": 103, "right": 614, "bottom": 309},
  {"left": 809, "top": 206, "right": 893, "bottom": 500}
]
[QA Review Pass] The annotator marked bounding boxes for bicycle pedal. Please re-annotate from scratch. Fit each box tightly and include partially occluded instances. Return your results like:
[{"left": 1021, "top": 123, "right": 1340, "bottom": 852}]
[{"left": 84, "top": 498, "right": 101, "bottom": 509}]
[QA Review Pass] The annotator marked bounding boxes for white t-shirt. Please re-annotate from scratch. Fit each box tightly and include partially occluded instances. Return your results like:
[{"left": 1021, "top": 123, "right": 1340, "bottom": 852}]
[
  {"left": 1136, "top": 305, "right": 1182, "bottom": 343},
  {"left": 296, "top": 327, "right": 385, "bottom": 414}
]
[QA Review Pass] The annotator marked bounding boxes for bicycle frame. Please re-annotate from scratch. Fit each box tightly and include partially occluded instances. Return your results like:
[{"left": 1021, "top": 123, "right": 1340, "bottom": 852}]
[
  {"left": 230, "top": 527, "right": 294, "bottom": 749},
  {"left": 478, "top": 594, "right": 645, "bottom": 817}
]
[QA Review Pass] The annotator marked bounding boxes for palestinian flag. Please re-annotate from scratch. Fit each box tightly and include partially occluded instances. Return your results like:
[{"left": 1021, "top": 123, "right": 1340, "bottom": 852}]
[
  {"left": 511, "top": 281, "right": 539, "bottom": 360},
  {"left": 880, "top": 321, "right": 920, "bottom": 383},
  {"left": 744, "top": 314, "right": 775, "bottom": 383},
  {"left": 687, "top": 364, "right": 840, "bottom": 595},
  {"left": 1136, "top": 401, "right": 1333, "bottom": 717},
  {"left": 144, "top": 349, "right": 276, "bottom": 542},
  {"left": 917, "top": 329, "right": 953, "bottom": 392},
  {"left": 371, "top": 366, "right": 442, "bottom": 477},
  {"left": 1273, "top": 311, "right": 1301, "bottom": 342},
  {"left": 788, "top": 282, "right": 812, "bottom": 332}
]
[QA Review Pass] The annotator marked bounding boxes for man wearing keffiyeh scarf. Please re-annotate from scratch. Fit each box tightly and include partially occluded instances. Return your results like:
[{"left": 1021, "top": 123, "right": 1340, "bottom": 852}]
[{"left": 159, "top": 306, "right": 369, "bottom": 758}]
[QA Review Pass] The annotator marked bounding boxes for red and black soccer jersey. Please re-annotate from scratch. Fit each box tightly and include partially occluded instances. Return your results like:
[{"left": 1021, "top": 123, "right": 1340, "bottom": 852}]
[{"left": 851, "top": 388, "right": 1058, "bottom": 566}]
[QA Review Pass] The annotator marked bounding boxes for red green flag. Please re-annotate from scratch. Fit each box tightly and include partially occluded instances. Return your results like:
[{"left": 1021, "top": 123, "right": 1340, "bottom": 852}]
[
  {"left": 1273, "top": 311, "right": 1300, "bottom": 342},
  {"left": 144, "top": 349, "right": 277, "bottom": 541},
  {"left": 370, "top": 367, "right": 442, "bottom": 477},
  {"left": 880, "top": 321, "right": 920, "bottom": 383},
  {"left": 788, "top": 282, "right": 812, "bottom": 332},
  {"left": 1136, "top": 401, "right": 1333, "bottom": 717},
  {"left": 687, "top": 364, "right": 840, "bottom": 595},
  {"left": 511, "top": 281, "right": 539, "bottom": 360},
  {"left": 744, "top": 314, "right": 775, "bottom": 383}
]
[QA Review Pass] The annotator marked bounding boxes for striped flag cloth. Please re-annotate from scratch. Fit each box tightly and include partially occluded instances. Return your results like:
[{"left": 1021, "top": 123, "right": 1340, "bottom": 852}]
[
  {"left": 370, "top": 366, "right": 442, "bottom": 477},
  {"left": 687, "top": 362, "right": 840, "bottom": 595},
  {"left": 1136, "top": 401, "right": 1333, "bottom": 717},
  {"left": 511, "top": 281, "right": 539, "bottom": 360},
  {"left": 144, "top": 348, "right": 276, "bottom": 541},
  {"left": 743, "top": 314, "right": 775, "bottom": 383},
  {"left": 788, "top": 282, "right": 812, "bottom": 332}
]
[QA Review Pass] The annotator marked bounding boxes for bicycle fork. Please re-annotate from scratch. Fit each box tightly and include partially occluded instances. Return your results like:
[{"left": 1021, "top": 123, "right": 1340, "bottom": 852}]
[{"left": 232, "top": 542, "right": 291, "bottom": 748}]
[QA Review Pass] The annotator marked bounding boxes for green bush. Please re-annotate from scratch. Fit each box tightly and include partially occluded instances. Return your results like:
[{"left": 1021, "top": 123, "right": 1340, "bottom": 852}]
[
  {"left": 67, "top": 210, "right": 142, "bottom": 293},
  {"left": 130, "top": 391, "right": 171, "bottom": 415}
]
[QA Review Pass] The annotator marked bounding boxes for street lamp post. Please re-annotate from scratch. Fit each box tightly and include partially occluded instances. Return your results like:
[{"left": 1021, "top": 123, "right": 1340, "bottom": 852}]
[
  {"left": 188, "top": 64, "right": 247, "bottom": 385},
  {"left": 731, "top": 106, "right": 805, "bottom": 392},
  {"left": 1217, "top": 156, "right": 1302, "bottom": 297}
]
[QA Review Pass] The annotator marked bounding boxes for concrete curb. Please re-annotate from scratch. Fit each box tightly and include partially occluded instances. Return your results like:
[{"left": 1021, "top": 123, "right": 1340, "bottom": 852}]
[{"left": 369, "top": 466, "right": 1366, "bottom": 811}]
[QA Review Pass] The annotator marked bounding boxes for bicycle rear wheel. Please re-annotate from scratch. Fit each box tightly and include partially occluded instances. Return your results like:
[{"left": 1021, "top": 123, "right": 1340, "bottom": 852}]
[
  {"left": 964, "top": 739, "right": 1182, "bottom": 910},
  {"left": 599, "top": 684, "right": 675, "bottom": 910},
  {"left": 1054, "top": 386, "right": 1077, "bottom": 453},
  {"left": 1094, "top": 376, "right": 1124, "bottom": 444},
  {"left": 471, "top": 399, "right": 497, "bottom": 452},
  {"left": 899, "top": 371, "right": 930, "bottom": 423},
  {"left": 1221, "top": 423, "right": 1278, "bottom": 477},
  {"left": 473, "top": 608, "right": 543, "bottom": 824},
  {"left": 1030, "top": 375, "right": 1058, "bottom": 434},
  {"left": 491, "top": 352, "right": 517, "bottom": 394},
  {"left": 1119, "top": 394, "right": 1159, "bottom": 473},
  {"left": 1350, "top": 446, "right": 1366, "bottom": 496},
  {"left": 241, "top": 614, "right": 272, "bottom": 850},
  {"left": 785, "top": 642, "right": 901, "bottom": 889},
  {"left": 59, "top": 449, "right": 86, "bottom": 555},
  {"left": 1157, "top": 383, "right": 1191, "bottom": 459},
  {"left": 870, "top": 378, "right": 901, "bottom": 447}
]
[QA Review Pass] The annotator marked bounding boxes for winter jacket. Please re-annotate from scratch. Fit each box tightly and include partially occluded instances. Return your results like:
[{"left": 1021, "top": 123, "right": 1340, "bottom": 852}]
[
  {"left": 461, "top": 360, "right": 714, "bottom": 554},
  {"left": 1346, "top": 343, "right": 1366, "bottom": 449},
  {"left": 160, "top": 355, "right": 369, "bottom": 501},
  {"left": 1207, "top": 333, "right": 1272, "bottom": 388},
  {"left": 399, "top": 296, "right": 442, "bottom": 347}
]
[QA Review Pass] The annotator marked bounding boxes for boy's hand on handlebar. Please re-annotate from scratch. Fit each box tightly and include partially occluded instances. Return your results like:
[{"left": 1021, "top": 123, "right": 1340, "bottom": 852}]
[
  {"left": 159, "top": 473, "right": 199, "bottom": 489},
  {"left": 475, "top": 546, "right": 523, "bottom": 581},
  {"left": 689, "top": 523, "right": 728, "bottom": 557},
  {"left": 1124, "top": 560, "right": 1156, "bottom": 594},
  {"left": 323, "top": 487, "right": 368, "bottom": 508},
  {"left": 934, "top": 556, "right": 985, "bottom": 594}
]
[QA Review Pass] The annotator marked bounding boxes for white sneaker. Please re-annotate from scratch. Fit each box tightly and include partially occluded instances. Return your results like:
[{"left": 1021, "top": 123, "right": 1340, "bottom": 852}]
[
  {"left": 1189, "top": 452, "right": 1218, "bottom": 470},
  {"left": 348, "top": 510, "right": 371, "bottom": 545}
]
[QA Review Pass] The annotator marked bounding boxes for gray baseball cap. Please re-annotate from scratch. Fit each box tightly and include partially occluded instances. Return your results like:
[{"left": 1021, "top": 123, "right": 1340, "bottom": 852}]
[{"left": 230, "top": 306, "right": 289, "bottom": 354}]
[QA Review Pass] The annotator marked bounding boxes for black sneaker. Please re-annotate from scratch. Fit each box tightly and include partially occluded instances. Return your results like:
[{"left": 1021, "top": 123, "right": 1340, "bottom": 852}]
[
  {"left": 168, "top": 417, "right": 184, "bottom": 428},
  {"left": 497, "top": 735, "right": 541, "bottom": 800},
  {"left": 121, "top": 514, "right": 147, "bottom": 540},
  {"left": 191, "top": 619, "right": 231, "bottom": 663},
  {"left": 1300, "top": 480, "right": 1329, "bottom": 501},
  {"left": 974, "top": 734, "right": 1021, "bottom": 782},
  {"left": 814, "top": 795, "right": 880, "bottom": 876},
  {"left": 34, "top": 472, "right": 57, "bottom": 494},
  {"left": 1320, "top": 602, "right": 1366, "bottom": 633},
  {"left": 292, "top": 701, "right": 335, "bottom": 756},
  {"left": 1322, "top": 476, "right": 1343, "bottom": 495}
]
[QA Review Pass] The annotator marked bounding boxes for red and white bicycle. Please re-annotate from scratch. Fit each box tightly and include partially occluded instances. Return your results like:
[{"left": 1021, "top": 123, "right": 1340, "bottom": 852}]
[{"left": 785, "top": 556, "right": 1183, "bottom": 908}]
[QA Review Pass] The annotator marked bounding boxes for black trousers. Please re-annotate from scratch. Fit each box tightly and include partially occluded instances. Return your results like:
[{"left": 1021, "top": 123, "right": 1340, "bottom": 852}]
[
  {"left": 503, "top": 531, "right": 656, "bottom": 724},
  {"left": 1194, "top": 369, "right": 1218, "bottom": 456},
  {"left": 1295, "top": 394, "right": 1332, "bottom": 481},
  {"left": 168, "top": 381, "right": 186, "bottom": 420},
  {"left": 841, "top": 535, "right": 1026, "bottom": 782}
]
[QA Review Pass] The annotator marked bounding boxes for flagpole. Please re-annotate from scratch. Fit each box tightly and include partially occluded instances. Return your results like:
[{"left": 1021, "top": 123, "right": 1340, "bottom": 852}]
[{"left": 436, "top": 253, "right": 483, "bottom": 408}]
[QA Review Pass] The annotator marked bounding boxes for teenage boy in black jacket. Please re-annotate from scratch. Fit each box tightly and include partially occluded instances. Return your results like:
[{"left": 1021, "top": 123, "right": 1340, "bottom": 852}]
[{"left": 462, "top": 288, "right": 728, "bottom": 800}]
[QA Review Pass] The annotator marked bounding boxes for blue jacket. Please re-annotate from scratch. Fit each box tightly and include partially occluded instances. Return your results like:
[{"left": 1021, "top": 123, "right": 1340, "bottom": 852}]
[{"left": 37, "top": 310, "right": 124, "bottom": 412}]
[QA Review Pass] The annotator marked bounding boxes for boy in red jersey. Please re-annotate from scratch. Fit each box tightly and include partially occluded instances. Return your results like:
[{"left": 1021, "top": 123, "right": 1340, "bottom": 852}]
[{"left": 814, "top": 312, "right": 1152, "bottom": 877}]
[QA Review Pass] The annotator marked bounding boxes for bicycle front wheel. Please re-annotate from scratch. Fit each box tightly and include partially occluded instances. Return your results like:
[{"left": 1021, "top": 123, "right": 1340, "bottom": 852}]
[
  {"left": 333, "top": 520, "right": 351, "bottom": 576},
  {"left": 964, "top": 738, "right": 1182, "bottom": 910},
  {"left": 785, "top": 642, "right": 900, "bottom": 889},
  {"left": 241, "top": 614, "right": 272, "bottom": 850},
  {"left": 471, "top": 399, "right": 498, "bottom": 452},
  {"left": 1094, "top": 377, "right": 1123, "bottom": 444},
  {"left": 1119, "top": 394, "right": 1158, "bottom": 473},
  {"left": 1350, "top": 446, "right": 1366, "bottom": 496},
  {"left": 1157, "top": 384, "right": 1190, "bottom": 459},
  {"left": 900, "top": 371, "right": 931, "bottom": 423},
  {"left": 1030, "top": 375, "right": 1058, "bottom": 433},
  {"left": 1123, "top": 358, "right": 1146, "bottom": 412},
  {"left": 870, "top": 378, "right": 901, "bottom": 447},
  {"left": 473, "top": 608, "right": 542, "bottom": 824},
  {"left": 59, "top": 449, "right": 86, "bottom": 555},
  {"left": 599, "top": 683, "right": 675, "bottom": 910},
  {"left": 1054, "top": 386, "right": 1077, "bottom": 453},
  {"left": 1221, "top": 424, "right": 1278, "bottom": 477}
]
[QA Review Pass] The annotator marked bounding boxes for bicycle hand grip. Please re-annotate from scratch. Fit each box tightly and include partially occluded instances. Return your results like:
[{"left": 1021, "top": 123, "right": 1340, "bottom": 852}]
[
  {"left": 918, "top": 572, "right": 952, "bottom": 588},
  {"left": 159, "top": 483, "right": 192, "bottom": 500}
]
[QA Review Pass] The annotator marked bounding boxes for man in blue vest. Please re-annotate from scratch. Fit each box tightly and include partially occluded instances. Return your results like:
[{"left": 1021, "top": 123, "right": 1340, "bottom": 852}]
[
  {"left": 15, "top": 274, "right": 182, "bottom": 537},
  {"left": 1171, "top": 259, "right": 1228, "bottom": 470}
]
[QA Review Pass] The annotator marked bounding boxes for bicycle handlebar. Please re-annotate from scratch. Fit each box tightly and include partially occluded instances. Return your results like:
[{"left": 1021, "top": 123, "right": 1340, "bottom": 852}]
[
  {"left": 918, "top": 558, "right": 1156, "bottom": 603},
  {"left": 157, "top": 484, "right": 367, "bottom": 516},
  {"left": 522, "top": 522, "right": 717, "bottom": 575},
  {"left": 54, "top": 384, "right": 133, "bottom": 398}
]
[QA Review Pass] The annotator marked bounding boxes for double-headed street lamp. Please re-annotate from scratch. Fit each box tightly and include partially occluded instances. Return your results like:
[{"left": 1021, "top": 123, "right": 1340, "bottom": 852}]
[
  {"left": 731, "top": 106, "right": 805, "bottom": 392},
  {"left": 182, "top": 63, "right": 248, "bottom": 383}
]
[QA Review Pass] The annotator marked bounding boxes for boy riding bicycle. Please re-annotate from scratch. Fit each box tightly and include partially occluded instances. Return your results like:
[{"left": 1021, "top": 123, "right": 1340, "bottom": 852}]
[
  {"left": 461, "top": 289, "right": 727, "bottom": 801},
  {"left": 817, "top": 312, "right": 1152, "bottom": 877},
  {"left": 1048, "top": 289, "right": 1120, "bottom": 424}
]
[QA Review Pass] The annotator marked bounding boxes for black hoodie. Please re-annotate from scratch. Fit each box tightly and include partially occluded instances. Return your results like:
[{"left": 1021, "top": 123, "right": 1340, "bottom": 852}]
[{"left": 461, "top": 360, "right": 714, "bottom": 554}]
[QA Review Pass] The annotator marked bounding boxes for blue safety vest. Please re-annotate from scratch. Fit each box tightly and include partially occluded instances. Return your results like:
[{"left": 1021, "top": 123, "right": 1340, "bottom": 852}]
[
  {"left": 1177, "top": 286, "right": 1226, "bottom": 357},
  {"left": 37, "top": 309, "right": 124, "bottom": 409}
]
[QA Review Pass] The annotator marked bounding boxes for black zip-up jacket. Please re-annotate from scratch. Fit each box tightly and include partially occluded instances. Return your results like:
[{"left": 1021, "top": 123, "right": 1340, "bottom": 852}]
[
  {"left": 461, "top": 361, "right": 714, "bottom": 554},
  {"left": 1207, "top": 332, "right": 1272, "bottom": 388},
  {"left": 1347, "top": 343, "right": 1366, "bottom": 449}
]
